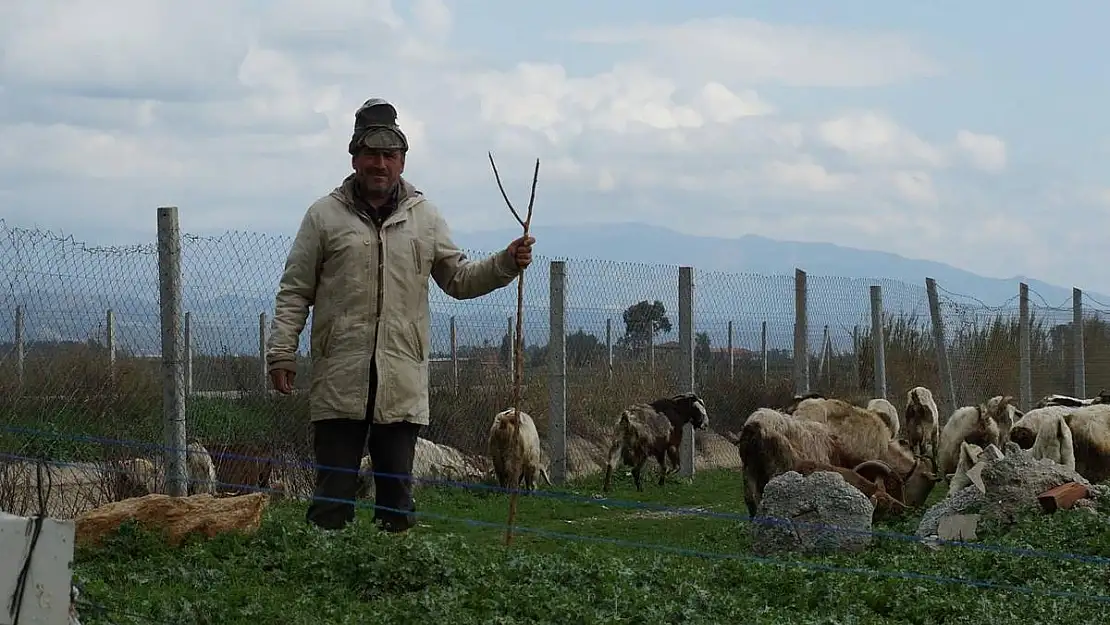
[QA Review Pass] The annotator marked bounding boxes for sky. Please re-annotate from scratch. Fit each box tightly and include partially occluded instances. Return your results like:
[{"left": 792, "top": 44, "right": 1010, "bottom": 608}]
[{"left": 1, "top": 0, "right": 1109, "bottom": 291}]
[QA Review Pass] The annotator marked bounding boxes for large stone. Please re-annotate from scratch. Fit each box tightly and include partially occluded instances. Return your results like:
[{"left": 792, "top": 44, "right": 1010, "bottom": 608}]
[
  {"left": 74, "top": 492, "right": 269, "bottom": 547},
  {"left": 751, "top": 470, "right": 875, "bottom": 556},
  {"left": 917, "top": 445, "right": 1105, "bottom": 539}
]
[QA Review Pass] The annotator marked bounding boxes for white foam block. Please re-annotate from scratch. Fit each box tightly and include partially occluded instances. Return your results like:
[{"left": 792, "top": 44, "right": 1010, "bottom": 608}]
[{"left": 0, "top": 511, "right": 76, "bottom": 625}]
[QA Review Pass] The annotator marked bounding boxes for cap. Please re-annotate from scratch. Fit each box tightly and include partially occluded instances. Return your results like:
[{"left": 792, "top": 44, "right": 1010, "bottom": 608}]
[{"left": 348, "top": 97, "right": 409, "bottom": 154}]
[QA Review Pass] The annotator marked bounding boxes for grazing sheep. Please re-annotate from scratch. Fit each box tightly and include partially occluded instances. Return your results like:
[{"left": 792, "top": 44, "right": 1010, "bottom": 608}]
[
  {"left": 790, "top": 396, "right": 899, "bottom": 441},
  {"left": 936, "top": 396, "right": 1013, "bottom": 477},
  {"left": 866, "top": 398, "right": 901, "bottom": 439},
  {"left": 1010, "top": 405, "right": 1072, "bottom": 449},
  {"left": 987, "top": 394, "right": 1021, "bottom": 447},
  {"left": 1034, "top": 390, "right": 1110, "bottom": 409},
  {"left": 903, "top": 386, "right": 940, "bottom": 467},
  {"left": 1030, "top": 412, "right": 1076, "bottom": 471},
  {"left": 488, "top": 407, "right": 549, "bottom": 492},
  {"left": 602, "top": 392, "right": 709, "bottom": 492},
  {"left": 205, "top": 442, "right": 275, "bottom": 495},
  {"left": 111, "top": 457, "right": 158, "bottom": 500},
  {"left": 792, "top": 459, "right": 909, "bottom": 520},
  {"left": 1062, "top": 404, "right": 1110, "bottom": 482},
  {"left": 736, "top": 408, "right": 937, "bottom": 517},
  {"left": 948, "top": 441, "right": 983, "bottom": 493},
  {"left": 185, "top": 440, "right": 217, "bottom": 495},
  {"left": 791, "top": 398, "right": 910, "bottom": 469}
]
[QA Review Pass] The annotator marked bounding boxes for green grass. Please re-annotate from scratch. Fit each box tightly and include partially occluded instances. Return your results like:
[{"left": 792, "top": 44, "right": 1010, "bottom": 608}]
[{"left": 73, "top": 469, "right": 1110, "bottom": 625}]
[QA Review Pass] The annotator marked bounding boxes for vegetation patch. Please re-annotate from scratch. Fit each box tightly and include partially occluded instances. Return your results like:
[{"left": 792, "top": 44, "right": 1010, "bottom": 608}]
[{"left": 73, "top": 470, "right": 1110, "bottom": 625}]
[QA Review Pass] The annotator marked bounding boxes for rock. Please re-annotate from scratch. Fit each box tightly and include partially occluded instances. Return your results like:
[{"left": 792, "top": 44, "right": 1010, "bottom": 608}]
[
  {"left": 74, "top": 492, "right": 269, "bottom": 547},
  {"left": 917, "top": 446, "right": 1099, "bottom": 538},
  {"left": 751, "top": 470, "right": 874, "bottom": 556},
  {"left": 413, "top": 438, "right": 486, "bottom": 482}
]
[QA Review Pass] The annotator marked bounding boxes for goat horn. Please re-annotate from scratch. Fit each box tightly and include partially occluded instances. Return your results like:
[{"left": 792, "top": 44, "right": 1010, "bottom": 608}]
[{"left": 852, "top": 460, "right": 894, "bottom": 477}]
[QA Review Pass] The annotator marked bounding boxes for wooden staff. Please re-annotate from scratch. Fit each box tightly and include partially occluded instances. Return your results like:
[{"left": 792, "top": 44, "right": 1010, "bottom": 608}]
[{"left": 487, "top": 151, "right": 539, "bottom": 546}]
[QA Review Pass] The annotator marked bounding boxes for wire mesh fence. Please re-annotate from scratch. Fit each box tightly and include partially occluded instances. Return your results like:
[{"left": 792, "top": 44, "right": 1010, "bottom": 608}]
[{"left": 3, "top": 217, "right": 1110, "bottom": 519}]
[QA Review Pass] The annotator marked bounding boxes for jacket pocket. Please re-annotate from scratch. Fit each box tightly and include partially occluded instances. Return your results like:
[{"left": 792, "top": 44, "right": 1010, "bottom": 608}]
[{"left": 406, "top": 320, "right": 426, "bottom": 361}]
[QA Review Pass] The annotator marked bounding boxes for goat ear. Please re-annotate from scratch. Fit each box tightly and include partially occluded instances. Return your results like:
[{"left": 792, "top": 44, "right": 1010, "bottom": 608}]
[{"left": 874, "top": 476, "right": 887, "bottom": 493}]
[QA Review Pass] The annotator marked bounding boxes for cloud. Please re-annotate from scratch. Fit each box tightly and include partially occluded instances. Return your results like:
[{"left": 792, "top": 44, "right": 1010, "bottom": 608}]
[
  {"left": 563, "top": 17, "right": 944, "bottom": 88},
  {"left": 1, "top": 2, "right": 1104, "bottom": 291},
  {"left": 954, "top": 130, "right": 1008, "bottom": 173}
]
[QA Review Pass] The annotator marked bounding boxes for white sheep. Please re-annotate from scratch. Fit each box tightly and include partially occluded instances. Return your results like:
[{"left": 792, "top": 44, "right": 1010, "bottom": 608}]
[
  {"left": 1010, "top": 405, "right": 1072, "bottom": 450},
  {"left": 937, "top": 396, "right": 1012, "bottom": 477},
  {"left": 1061, "top": 403, "right": 1110, "bottom": 482},
  {"left": 1030, "top": 412, "right": 1076, "bottom": 471},
  {"left": 488, "top": 407, "right": 550, "bottom": 492},
  {"left": 185, "top": 440, "right": 217, "bottom": 495},
  {"left": 112, "top": 457, "right": 158, "bottom": 500},
  {"left": 866, "top": 398, "right": 901, "bottom": 440}
]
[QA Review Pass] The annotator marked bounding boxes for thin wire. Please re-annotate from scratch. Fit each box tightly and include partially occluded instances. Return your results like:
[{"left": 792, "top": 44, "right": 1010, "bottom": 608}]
[{"left": 3, "top": 428, "right": 1110, "bottom": 568}]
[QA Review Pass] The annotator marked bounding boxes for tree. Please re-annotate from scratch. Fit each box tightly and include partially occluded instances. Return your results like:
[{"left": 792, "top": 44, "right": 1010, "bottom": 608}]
[
  {"left": 618, "top": 300, "right": 672, "bottom": 352},
  {"left": 566, "top": 328, "right": 606, "bottom": 368},
  {"left": 695, "top": 331, "right": 711, "bottom": 365}
]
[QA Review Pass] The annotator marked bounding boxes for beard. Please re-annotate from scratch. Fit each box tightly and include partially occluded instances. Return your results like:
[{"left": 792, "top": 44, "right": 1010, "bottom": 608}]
[{"left": 357, "top": 171, "right": 396, "bottom": 198}]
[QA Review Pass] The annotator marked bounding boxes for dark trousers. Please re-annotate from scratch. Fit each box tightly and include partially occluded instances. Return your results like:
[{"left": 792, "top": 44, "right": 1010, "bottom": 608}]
[{"left": 305, "top": 360, "right": 422, "bottom": 532}]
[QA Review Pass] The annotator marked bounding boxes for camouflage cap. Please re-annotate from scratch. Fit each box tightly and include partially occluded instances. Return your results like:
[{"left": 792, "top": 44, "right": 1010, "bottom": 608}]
[{"left": 348, "top": 97, "right": 409, "bottom": 154}]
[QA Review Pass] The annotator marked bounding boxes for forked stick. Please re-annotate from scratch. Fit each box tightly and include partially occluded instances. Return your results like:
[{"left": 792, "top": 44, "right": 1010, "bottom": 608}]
[{"left": 487, "top": 151, "right": 540, "bottom": 546}]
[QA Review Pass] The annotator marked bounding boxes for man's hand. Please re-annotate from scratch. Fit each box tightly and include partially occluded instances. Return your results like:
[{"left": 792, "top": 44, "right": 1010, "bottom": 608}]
[
  {"left": 507, "top": 235, "right": 535, "bottom": 270},
  {"left": 270, "top": 369, "right": 296, "bottom": 394}
]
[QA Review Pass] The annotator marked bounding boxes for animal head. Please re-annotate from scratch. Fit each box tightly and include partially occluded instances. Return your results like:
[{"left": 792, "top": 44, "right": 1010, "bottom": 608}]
[
  {"left": 851, "top": 460, "right": 910, "bottom": 518},
  {"left": 1009, "top": 424, "right": 1037, "bottom": 449},
  {"left": 784, "top": 392, "right": 825, "bottom": 414},
  {"left": 660, "top": 392, "right": 710, "bottom": 429}
]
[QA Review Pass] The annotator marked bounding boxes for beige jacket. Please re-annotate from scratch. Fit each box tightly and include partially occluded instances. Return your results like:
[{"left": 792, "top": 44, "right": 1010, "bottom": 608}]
[{"left": 266, "top": 175, "right": 521, "bottom": 425}]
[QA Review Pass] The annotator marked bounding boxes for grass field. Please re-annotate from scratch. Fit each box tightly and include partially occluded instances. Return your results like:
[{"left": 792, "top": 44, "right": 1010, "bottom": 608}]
[{"left": 71, "top": 469, "right": 1110, "bottom": 625}]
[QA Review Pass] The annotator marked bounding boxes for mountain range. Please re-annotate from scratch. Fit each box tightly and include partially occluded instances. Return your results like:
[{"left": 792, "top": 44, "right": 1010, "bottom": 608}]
[{"left": 1, "top": 222, "right": 1099, "bottom": 359}]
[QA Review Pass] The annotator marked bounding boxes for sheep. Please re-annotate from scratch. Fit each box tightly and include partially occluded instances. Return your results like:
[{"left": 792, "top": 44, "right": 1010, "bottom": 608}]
[
  {"left": 903, "top": 386, "right": 940, "bottom": 468},
  {"left": 205, "top": 442, "right": 275, "bottom": 495},
  {"left": 1030, "top": 412, "right": 1076, "bottom": 471},
  {"left": 185, "top": 440, "right": 217, "bottom": 495},
  {"left": 602, "top": 392, "right": 709, "bottom": 492},
  {"left": 1034, "top": 390, "right": 1110, "bottom": 408},
  {"left": 1010, "top": 405, "right": 1072, "bottom": 449},
  {"left": 948, "top": 441, "right": 983, "bottom": 493},
  {"left": 111, "top": 457, "right": 158, "bottom": 500},
  {"left": 988, "top": 394, "right": 1022, "bottom": 447},
  {"left": 790, "top": 396, "right": 899, "bottom": 441},
  {"left": 792, "top": 459, "right": 909, "bottom": 520},
  {"left": 866, "top": 398, "right": 901, "bottom": 440},
  {"left": 736, "top": 408, "right": 938, "bottom": 517},
  {"left": 791, "top": 398, "right": 910, "bottom": 468},
  {"left": 488, "top": 407, "right": 550, "bottom": 492},
  {"left": 936, "top": 396, "right": 1012, "bottom": 477},
  {"left": 1061, "top": 404, "right": 1110, "bottom": 482}
]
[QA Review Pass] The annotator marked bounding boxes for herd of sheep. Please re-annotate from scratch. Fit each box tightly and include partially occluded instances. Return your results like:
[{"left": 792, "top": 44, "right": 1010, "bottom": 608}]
[{"left": 105, "top": 383, "right": 1110, "bottom": 534}]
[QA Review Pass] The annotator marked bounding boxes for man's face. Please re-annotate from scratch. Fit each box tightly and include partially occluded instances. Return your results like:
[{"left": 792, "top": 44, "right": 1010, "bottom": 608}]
[{"left": 352, "top": 148, "right": 405, "bottom": 196}]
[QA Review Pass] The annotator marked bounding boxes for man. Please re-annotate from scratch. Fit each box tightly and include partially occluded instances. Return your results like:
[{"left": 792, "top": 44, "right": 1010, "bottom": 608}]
[{"left": 265, "top": 97, "right": 534, "bottom": 532}]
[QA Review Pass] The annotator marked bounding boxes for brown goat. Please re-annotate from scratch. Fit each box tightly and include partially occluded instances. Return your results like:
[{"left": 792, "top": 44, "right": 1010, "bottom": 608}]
[
  {"left": 602, "top": 392, "right": 709, "bottom": 492},
  {"left": 206, "top": 442, "right": 276, "bottom": 495},
  {"left": 736, "top": 408, "right": 939, "bottom": 517},
  {"left": 903, "top": 386, "right": 940, "bottom": 470},
  {"left": 793, "top": 459, "right": 909, "bottom": 520}
]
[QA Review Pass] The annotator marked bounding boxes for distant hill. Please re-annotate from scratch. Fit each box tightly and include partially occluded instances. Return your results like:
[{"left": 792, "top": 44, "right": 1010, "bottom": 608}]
[{"left": 2, "top": 222, "right": 1101, "bottom": 358}]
